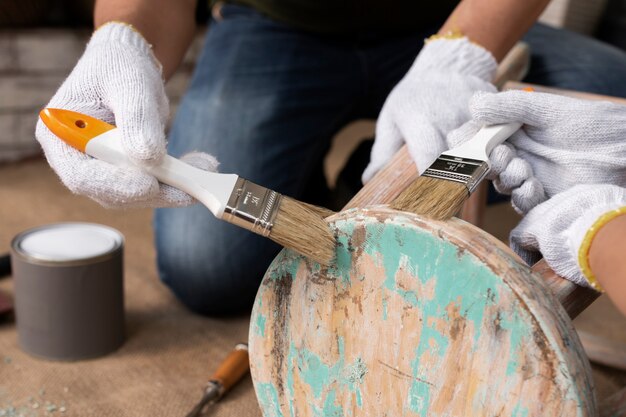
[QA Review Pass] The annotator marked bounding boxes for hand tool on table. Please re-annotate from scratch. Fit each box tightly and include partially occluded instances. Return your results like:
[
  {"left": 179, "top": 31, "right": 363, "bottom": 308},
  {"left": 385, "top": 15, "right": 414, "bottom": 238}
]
[
  {"left": 185, "top": 343, "right": 249, "bottom": 417},
  {"left": 39, "top": 110, "right": 335, "bottom": 265}
]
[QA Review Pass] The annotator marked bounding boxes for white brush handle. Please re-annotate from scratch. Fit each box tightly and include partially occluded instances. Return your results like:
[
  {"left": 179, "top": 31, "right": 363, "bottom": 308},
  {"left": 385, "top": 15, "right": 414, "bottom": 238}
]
[
  {"left": 442, "top": 122, "right": 522, "bottom": 162},
  {"left": 85, "top": 129, "right": 238, "bottom": 216}
]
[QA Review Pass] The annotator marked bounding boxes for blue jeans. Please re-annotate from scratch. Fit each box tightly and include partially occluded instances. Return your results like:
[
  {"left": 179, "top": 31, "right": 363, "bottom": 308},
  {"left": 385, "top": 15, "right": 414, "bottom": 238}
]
[{"left": 155, "top": 4, "right": 626, "bottom": 315}]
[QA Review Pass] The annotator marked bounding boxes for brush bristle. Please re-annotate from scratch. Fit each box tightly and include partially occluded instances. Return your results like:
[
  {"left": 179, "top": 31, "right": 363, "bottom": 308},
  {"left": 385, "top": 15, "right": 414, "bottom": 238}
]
[
  {"left": 270, "top": 197, "right": 335, "bottom": 265},
  {"left": 390, "top": 177, "right": 469, "bottom": 220},
  {"left": 300, "top": 201, "right": 336, "bottom": 219}
]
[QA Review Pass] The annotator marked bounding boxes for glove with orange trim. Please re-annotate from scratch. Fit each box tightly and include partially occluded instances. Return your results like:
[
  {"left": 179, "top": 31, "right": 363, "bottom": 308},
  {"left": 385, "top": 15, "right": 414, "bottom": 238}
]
[{"left": 35, "top": 22, "right": 218, "bottom": 208}]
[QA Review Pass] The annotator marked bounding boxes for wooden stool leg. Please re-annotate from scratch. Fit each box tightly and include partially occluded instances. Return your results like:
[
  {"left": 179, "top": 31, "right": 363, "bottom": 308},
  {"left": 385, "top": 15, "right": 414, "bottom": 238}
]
[
  {"left": 460, "top": 181, "right": 488, "bottom": 227},
  {"left": 600, "top": 386, "right": 626, "bottom": 417}
]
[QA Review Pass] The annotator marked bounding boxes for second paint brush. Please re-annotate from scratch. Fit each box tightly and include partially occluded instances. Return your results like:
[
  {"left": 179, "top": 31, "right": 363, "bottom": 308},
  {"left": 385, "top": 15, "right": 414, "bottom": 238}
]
[{"left": 392, "top": 122, "right": 521, "bottom": 220}]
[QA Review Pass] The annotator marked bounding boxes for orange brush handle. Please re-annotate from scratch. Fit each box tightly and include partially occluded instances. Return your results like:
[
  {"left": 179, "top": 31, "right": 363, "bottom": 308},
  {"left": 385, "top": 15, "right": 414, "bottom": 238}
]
[{"left": 39, "top": 109, "right": 115, "bottom": 152}]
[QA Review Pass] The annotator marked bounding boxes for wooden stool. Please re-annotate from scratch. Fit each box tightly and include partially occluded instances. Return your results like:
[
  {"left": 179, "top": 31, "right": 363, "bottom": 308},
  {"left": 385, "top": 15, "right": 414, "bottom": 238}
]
[
  {"left": 249, "top": 56, "right": 621, "bottom": 415},
  {"left": 250, "top": 207, "right": 596, "bottom": 416}
]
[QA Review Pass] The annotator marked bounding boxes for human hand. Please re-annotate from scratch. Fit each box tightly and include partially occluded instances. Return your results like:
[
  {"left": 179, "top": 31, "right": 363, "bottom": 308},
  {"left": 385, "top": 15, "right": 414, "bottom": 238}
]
[
  {"left": 362, "top": 37, "right": 497, "bottom": 183},
  {"left": 36, "top": 22, "right": 213, "bottom": 208},
  {"left": 448, "top": 90, "right": 626, "bottom": 213},
  {"left": 510, "top": 184, "right": 626, "bottom": 289}
]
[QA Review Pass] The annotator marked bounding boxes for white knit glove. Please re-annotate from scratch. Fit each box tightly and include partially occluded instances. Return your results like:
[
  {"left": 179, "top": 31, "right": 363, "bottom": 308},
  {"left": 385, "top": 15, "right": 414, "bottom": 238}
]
[
  {"left": 449, "top": 90, "right": 626, "bottom": 213},
  {"left": 511, "top": 184, "right": 626, "bottom": 289},
  {"left": 362, "top": 37, "right": 497, "bottom": 183},
  {"left": 36, "top": 22, "right": 218, "bottom": 208}
]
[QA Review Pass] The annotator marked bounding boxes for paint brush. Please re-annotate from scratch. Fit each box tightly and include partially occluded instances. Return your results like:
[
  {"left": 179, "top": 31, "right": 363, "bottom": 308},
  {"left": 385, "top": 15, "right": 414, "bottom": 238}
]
[
  {"left": 391, "top": 122, "right": 521, "bottom": 220},
  {"left": 39, "top": 109, "right": 335, "bottom": 265}
]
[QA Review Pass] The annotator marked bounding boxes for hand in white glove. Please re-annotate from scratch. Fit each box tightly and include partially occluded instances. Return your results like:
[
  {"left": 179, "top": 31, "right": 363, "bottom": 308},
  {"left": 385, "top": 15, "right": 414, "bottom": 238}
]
[
  {"left": 362, "top": 37, "right": 497, "bottom": 183},
  {"left": 449, "top": 90, "right": 626, "bottom": 213},
  {"left": 36, "top": 22, "right": 218, "bottom": 208},
  {"left": 510, "top": 184, "right": 626, "bottom": 290}
]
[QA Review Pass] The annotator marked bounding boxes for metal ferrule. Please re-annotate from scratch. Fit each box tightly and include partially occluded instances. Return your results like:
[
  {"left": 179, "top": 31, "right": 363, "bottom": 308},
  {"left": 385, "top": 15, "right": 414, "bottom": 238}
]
[
  {"left": 206, "top": 380, "right": 225, "bottom": 398},
  {"left": 222, "top": 177, "right": 282, "bottom": 237},
  {"left": 422, "top": 155, "right": 490, "bottom": 194}
]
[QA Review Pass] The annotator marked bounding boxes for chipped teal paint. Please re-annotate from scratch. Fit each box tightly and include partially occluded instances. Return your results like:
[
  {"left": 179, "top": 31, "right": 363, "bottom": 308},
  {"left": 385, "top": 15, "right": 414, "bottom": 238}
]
[
  {"left": 267, "top": 250, "right": 302, "bottom": 281},
  {"left": 343, "top": 357, "right": 368, "bottom": 392},
  {"left": 361, "top": 218, "right": 502, "bottom": 345},
  {"left": 407, "top": 380, "right": 431, "bottom": 417},
  {"left": 254, "top": 297, "right": 267, "bottom": 337},
  {"left": 286, "top": 342, "right": 297, "bottom": 417},
  {"left": 415, "top": 323, "right": 450, "bottom": 361},
  {"left": 381, "top": 296, "right": 388, "bottom": 321},
  {"left": 255, "top": 313, "right": 267, "bottom": 337},
  {"left": 356, "top": 388, "right": 362, "bottom": 407},
  {"left": 256, "top": 383, "right": 283, "bottom": 417},
  {"left": 327, "top": 218, "right": 357, "bottom": 286},
  {"left": 298, "top": 347, "right": 332, "bottom": 399},
  {"left": 512, "top": 403, "right": 529, "bottom": 417},
  {"left": 499, "top": 308, "right": 531, "bottom": 376},
  {"left": 287, "top": 337, "right": 367, "bottom": 414},
  {"left": 351, "top": 216, "right": 522, "bottom": 415},
  {"left": 257, "top": 213, "right": 551, "bottom": 416},
  {"left": 320, "top": 391, "right": 344, "bottom": 417}
]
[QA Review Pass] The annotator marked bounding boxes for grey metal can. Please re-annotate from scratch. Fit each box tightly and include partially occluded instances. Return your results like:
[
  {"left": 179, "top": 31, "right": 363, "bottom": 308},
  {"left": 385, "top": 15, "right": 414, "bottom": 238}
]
[{"left": 11, "top": 223, "right": 125, "bottom": 361}]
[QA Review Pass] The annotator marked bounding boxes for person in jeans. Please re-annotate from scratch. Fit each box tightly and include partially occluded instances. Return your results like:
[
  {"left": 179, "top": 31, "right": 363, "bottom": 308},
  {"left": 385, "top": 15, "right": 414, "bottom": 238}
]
[{"left": 36, "top": 0, "right": 626, "bottom": 314}]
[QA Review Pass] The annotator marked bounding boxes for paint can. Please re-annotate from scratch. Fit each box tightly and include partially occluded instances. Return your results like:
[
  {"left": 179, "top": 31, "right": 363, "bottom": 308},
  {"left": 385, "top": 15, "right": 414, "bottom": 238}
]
[{"left": 11, "top": 223, "right": 125, "bottom": 361}]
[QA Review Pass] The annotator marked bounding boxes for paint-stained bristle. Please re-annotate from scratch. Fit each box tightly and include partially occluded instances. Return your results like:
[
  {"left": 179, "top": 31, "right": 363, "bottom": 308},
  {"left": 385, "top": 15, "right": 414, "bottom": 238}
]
[
  {"left": 391, "top": 177, "right": 469, "bottom": 220},
  {"left": 270, "top": 197, "right": 335, "bottom": 265}
]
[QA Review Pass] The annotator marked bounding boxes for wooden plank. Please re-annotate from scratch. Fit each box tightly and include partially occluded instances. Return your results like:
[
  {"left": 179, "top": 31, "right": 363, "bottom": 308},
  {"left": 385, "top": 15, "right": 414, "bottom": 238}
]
[
  {"left": 578, "top": 330, "right": 626, "bottom": 371},
  {"left": 531, "top": 260, "right": 599, "bottom": 319}
]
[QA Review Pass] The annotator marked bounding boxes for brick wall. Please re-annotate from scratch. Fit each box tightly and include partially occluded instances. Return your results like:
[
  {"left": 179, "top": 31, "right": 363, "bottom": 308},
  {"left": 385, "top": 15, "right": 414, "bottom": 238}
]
[{"left": 0, "top": 28, "right": 205, "bottom": 164}]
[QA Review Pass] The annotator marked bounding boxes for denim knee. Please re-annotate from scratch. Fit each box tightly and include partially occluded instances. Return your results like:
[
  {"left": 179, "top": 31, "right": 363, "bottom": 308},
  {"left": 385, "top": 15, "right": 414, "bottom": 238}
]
[
  {"left": 525, "top": 24, "right": 626, "bottom": 97},
  {"left": 154, "top": 205, "right": 281, "bottom": 316}
]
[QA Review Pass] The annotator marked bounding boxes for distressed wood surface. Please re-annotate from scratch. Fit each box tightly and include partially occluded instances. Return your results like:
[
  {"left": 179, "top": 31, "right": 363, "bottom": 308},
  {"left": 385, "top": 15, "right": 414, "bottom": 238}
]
[{"left": 250, "top": 208, "right": 595, "bottom": 416}]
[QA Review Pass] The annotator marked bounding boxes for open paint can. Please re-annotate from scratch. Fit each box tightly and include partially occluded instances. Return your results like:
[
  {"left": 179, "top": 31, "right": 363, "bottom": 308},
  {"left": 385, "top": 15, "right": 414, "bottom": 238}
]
[{"left": 11, "top": 223, "right": 125, "bottom": 361}]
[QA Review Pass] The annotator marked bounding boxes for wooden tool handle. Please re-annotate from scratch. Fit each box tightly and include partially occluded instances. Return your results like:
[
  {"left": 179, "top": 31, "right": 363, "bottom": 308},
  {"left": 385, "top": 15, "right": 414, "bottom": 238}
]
[
  {"left": 493, "top": 42, "right": 530, "bottom": 90},
  {"left": 210, "top": 343, "right": 250, "bottom": 393}
]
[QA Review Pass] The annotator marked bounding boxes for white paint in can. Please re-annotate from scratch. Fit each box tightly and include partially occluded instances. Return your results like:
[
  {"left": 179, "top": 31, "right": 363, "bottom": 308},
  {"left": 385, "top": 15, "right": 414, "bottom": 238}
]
[{"left": 17, "top": 223, "right": 123, "bottom": 262}]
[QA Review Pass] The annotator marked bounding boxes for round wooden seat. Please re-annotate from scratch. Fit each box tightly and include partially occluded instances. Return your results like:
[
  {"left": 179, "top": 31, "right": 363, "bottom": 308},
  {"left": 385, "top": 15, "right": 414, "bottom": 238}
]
[{"left": 249, "top": 207, "right": 595, "bottom": 416}]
